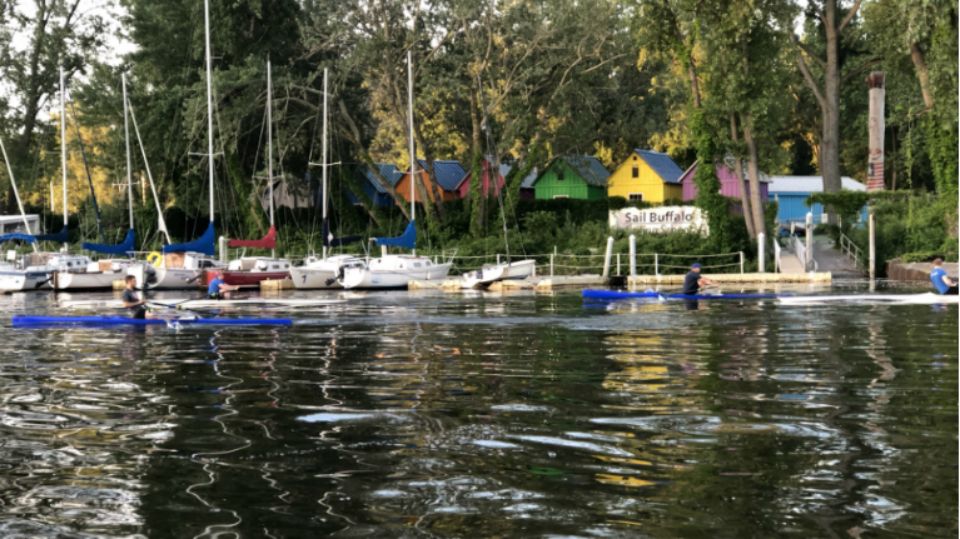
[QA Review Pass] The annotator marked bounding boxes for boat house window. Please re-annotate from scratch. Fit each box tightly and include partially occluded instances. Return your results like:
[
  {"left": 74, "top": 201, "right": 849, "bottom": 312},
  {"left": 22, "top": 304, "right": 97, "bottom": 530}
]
[
  {"left": 632, "top": 166, "right": 639, "bottom": 178},
  {"left": 553, "top": 195, "right": 569, "bottom": 200},
  {"left": 629, "top": 193, "right": 643, "bottom": 202},
  {"left": 557, "top": 170, "right": 564, "bottom": 181}
]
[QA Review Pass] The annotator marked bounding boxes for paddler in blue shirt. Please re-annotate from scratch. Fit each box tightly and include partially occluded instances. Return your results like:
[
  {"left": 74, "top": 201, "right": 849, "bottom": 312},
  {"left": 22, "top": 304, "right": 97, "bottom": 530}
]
[
  {"left": 929, "top": 258, "right": 958, "bottom": 295},
  {"left": 682, "top": 262, "right": 714, "bottom": 295},
  {"left": 207, "top": 270, "right": 240, "bottom": 300},
  {"left": 121, "top": 275, "right": 148, "bottom": 319}
]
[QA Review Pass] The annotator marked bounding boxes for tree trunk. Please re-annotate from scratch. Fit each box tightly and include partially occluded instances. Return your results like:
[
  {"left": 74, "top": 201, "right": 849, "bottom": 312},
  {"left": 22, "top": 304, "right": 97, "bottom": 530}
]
[
  {"left": 820, "top": 0, "right": 842, "bottom": 197},
  {"left": 730, "top": 113, "right": 755, "bottom": 240},
  {"left": 688, "top": 60, "right": 702, "bottom": 109},
  {"left": 909, "top": 42, "right": 935, "bottom": 110},
  {"left": 468, "top": 89, "right": 485, "bottom": 236},
  {"left": 742, "top": 113, "right": 766, "bottom": 239}
]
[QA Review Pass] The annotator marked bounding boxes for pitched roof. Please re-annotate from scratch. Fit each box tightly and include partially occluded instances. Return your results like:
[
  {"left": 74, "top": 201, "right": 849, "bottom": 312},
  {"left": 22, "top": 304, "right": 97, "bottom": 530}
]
[
  {"left": 768, "top": 175, "right": 865, "bottom": 193},
  {"left": 362, "top": 163, "right": 402, "bottom": 194},
  {"left": 520, "top": 167, "right": 538, "bottom": 189},
  {"left": 413, "top": 160, "right": 467, "bottom": 192},
  {"left": 634, "top": 149, "right": 684, "bottom": 184},
  {"left": 553, "top": 155, "right": 610, "bottom": 187},
  {"left": 679, "top": 161, "right": 772, "bottom": 183}
]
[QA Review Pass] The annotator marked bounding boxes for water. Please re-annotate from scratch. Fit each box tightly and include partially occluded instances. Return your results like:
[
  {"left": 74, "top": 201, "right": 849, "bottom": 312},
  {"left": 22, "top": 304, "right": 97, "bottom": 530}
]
[{"left": 0, "top": 288, "right": 955, "bottom": 537}]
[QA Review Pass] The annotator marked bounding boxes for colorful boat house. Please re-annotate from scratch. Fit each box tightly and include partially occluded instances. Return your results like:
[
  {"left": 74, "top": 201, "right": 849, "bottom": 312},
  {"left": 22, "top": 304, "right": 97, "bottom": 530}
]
[
  {"left": 395, "top": 160, "right": 468, "bottom": 203},
  {"left": 531, "top": 155, "right": 609, "bottom": 200},
  {"left": 456, "top": 157, "right": 509, "bottom": 199},
  {"left": 347, "top": 163, "right": 402, "bottom": 208},
  {"left": 678, "top": 162, "right": 770, "bottom": 202},
  {"left": 767, "top": 175, "right": 866, "bottom": 224},
  {"left": 607, "top": 149, "right": 683, "bottom": 204}
]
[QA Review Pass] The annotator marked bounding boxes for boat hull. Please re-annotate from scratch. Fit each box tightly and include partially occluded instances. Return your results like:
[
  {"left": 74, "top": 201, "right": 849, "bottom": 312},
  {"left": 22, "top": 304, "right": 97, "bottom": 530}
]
[
  {"left": 204, "top": 269, "right": 290, "bottom": 288},
  {"left": 461, "top": 259, "right": 536, "bottom": 289},
  {"left": 53, "top": 271, "right": 123, "bottom": 291},
  {"left": 0, "top": 269, "right": 51, "bottom": 292},
  {"left": 128, "top": 264, "right": 204, "bottom": 290},
  {"left": 341, "top": 260, "right": 453, "bottom": 290},
  {"left": 289, "top": 256, "right": 357, "bottom": 289}
]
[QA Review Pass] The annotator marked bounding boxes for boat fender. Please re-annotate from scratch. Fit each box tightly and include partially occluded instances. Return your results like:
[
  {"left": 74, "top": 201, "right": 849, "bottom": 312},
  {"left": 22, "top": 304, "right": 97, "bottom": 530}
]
[{"left": 146, "top": 251, "right": 163, "bottom": 268}]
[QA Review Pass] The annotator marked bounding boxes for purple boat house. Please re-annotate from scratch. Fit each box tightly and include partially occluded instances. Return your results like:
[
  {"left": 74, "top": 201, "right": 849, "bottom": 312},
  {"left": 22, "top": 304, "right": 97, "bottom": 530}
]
[{"left": 679, "top": 161, "right": 770, "bottom": 202}]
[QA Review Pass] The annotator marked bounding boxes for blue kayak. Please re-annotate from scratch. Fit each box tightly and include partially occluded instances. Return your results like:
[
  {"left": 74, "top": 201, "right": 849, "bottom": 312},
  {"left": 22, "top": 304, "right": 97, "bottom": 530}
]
[
  {"left": 12, "top": 315, "right": 292, "bottom": 328},
  {"left": 582, "top": 289, "right": 781, "bottom": 301}
]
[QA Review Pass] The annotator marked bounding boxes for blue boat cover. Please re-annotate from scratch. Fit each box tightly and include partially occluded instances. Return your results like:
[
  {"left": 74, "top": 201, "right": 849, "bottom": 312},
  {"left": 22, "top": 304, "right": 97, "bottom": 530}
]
[
  {"left": 82, "top": 228, "right": 135, "bottom": 255},
  {"left": 582, "top": 289, "right": 781, "bottom": 301},
  {"left": 36, "top": 225, "right": 69, "bottom": 243},
  {"left": 0, "top": 232, "right": 38, "bottom": 244},
  {"left": 322, "top": 220, "right": 362, "bottom": 248},
  {"left": 12, "top": 314, "right": 292, "bottom": 327},
  {"left": 374, "top": 220, "right": 416, "bottom": 250},
  {"left": 163, "top": 221, "right": 216, "bottom": 255}
]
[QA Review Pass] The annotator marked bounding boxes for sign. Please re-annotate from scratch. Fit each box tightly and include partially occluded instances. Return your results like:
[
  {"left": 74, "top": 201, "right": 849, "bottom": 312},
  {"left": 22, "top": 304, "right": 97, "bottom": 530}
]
[{"left": 609, "top": 206, "right": 708, "bottom": 235}]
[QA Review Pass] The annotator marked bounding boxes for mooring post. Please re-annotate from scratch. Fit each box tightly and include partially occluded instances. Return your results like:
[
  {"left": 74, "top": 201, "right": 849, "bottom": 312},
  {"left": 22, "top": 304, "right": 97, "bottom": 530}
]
[
  {"left": 218, "top": 235, "right": 228, "bottom": 264},
  {"left": 496, "top": 254, "right": 501, "bottom": 265},
  {"left": 629, "top": 234, "right": 637, "bottom": 280},
  {"left": 868, "top": 209, "right": 876, "bottom": 282},
  {"left": 616, "top": 253, "right": 621, "bottom": 276},
  {"left": 654, "top": 252, "right": 659, "bottom": 276},
  {"left": 549, "top": 247, "right": 555, "bottom": 277},
  {"left": 805, "top": 211, "right": 814, "bottom": 271},
  {"left": 602, "top": 236, "right": 614, "bottom": 279},
  {"left": 758, "top": 232, "right": 766, "bottom": 273},
  {"left": 739, "top": 251, "right": 744, "bottom": 274}
]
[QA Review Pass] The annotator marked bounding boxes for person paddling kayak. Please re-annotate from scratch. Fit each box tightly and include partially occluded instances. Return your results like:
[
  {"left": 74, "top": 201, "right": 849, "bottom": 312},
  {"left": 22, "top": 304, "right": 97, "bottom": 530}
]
[
  {"left": 682, "top": 262, "right": 714, "bottom": 295},
  {"left": 207, "top": 270, "right": 240, "bottom": 300},
  {"left": 929, "top": 257, "right": 958, "bottom": 295},
  {"left": 121, "top": 275, "right": 148, "bottom": 319}
]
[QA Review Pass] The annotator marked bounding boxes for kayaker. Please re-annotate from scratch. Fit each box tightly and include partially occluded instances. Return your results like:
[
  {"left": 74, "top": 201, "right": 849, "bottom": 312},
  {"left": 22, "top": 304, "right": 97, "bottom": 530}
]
[
  {"left": 121, "top": 275, "right": 148, "bottom": 319},
  {"left": 929, "top": 257, "right": 958, "bottom": 295},
  {"left": 207, "top": 270, "right": 240, "bottom": 300},
  {"left": 682, "top": 262, "right": 714, "bottom": 295}
]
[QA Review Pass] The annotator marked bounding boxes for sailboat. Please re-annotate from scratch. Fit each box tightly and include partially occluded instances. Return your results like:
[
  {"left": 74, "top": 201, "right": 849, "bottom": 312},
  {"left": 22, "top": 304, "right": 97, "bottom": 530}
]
[
  {"left": 0, "top": 136, "right": 50, "bottom": 291},
  {"left": 204, "top": 58, "right": 291, "bottom": 289},
  {"left": 54, "top": 74, "right": 138, "bottom": 290},
  {"left": 339, "top": 52, "right": 452, "bottom": 290},
  {"left": 1, "top": 66, "right": 95, "bottom": 292},
  {"left": 289, "top": 68, "right": 359, "bottom": 289},
  {"left": 130, "top": 0, "right": 221, "bottom": 290}
]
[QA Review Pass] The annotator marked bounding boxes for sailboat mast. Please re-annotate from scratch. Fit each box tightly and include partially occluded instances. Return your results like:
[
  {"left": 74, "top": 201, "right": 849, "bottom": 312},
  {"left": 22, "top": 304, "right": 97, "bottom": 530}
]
[
  {"left": 266, "top": 58, "right": 275, "bottom": 258},
  {"left": 122, "top": 73, "right": 134, "bottom": 229},
  {"left": 407, "top": 50, "right": 415, "bottom": 256},
  {"left": 266, "top": 59, "right": 274, "bottom": 229},
  {"left": 203, "top": 0, "right": 215, "bottom": 223},
  {"left": 0, "top": 135, "right": 39, "bottom": 253},
  {"left": 321, "top": 67, "right": 328, "bottom": 260},
  {"left": 59, "top": 66, "right": 68, "bottom": 230}
]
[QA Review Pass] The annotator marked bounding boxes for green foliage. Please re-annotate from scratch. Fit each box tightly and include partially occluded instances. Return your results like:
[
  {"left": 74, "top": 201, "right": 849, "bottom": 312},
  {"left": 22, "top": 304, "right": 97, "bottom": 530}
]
[
  {"left": 806, "top": 191, "right": 870, "bottom": 231},
  {"left": 846, "top": 192, "right": 957, "bottom": 275}
]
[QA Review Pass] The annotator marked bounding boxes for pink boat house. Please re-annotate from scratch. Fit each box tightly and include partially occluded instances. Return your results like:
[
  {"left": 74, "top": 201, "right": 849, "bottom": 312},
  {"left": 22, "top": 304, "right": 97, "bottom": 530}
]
[
  {"left": 456, "top": 157, "right": 509, "bottom": 199},
  {"left": 679, "top": 161, "right": 770, "bottom": 202}
]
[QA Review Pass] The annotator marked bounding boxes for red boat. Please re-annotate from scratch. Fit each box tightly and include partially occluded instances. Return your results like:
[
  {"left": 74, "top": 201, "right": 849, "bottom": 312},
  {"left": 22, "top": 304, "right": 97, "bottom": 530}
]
[{"left": 204, "top": 257, "right": 292, "bottom": 288}]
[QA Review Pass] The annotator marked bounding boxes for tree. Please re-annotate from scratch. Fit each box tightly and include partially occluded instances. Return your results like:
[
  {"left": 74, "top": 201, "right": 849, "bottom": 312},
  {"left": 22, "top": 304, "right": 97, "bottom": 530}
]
[{"left": 794, "top": 0, "right": 864, "bottom": 196}]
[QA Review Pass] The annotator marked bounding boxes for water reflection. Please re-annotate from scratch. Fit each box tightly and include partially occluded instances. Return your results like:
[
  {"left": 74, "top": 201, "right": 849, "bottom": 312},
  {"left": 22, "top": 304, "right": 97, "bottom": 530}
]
[{"left": 0, "top": 291, "right": 955, "bottom": 537}]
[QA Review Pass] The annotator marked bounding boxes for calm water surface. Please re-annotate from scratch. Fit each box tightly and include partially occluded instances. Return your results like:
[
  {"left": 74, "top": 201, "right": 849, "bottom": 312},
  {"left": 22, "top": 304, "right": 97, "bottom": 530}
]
[{"left": 0, "top": 288, "right": 955, "bottom": 537}]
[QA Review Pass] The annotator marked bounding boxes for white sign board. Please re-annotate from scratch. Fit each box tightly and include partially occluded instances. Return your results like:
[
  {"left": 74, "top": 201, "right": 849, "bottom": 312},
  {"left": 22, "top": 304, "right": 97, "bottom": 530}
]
[{"left": 609, "top": 206, "right": 708, "bottom": 235}]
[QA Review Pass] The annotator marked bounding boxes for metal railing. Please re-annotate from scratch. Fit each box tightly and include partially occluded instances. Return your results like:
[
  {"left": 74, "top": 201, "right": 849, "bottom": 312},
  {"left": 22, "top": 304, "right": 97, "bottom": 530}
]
[{"left": 838, "top": 231, "right": 863, "bottom": 268}]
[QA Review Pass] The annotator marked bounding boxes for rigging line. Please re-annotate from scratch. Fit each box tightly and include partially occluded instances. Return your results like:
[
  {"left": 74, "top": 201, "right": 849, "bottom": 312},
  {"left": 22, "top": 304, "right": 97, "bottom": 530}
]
[{"left": 67, "top": 100, "right": 105, "bottom": 242}]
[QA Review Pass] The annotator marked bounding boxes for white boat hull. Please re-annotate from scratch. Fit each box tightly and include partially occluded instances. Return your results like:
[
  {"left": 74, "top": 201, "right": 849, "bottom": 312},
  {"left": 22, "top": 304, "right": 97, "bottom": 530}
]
[
  {"left": 128, "top": 263, "right": 203, "bottom": 290},
  {"left": 460, "top": 259, "right": 536, "bottom": 289},
  {"left": 289, "top": 255, "right": 357, "bottom": 289},
  {"left": 778, "top": 292, "right": 959, "bottom": 305},
  {"left": 0, "top": 269, "right": 51, "bottom": 292},
  {"left": 53, "top": 271, "right": 124, "bottom": 290},
  {"left": 340, "top": 256, "right": 452, "bottom": 290}
]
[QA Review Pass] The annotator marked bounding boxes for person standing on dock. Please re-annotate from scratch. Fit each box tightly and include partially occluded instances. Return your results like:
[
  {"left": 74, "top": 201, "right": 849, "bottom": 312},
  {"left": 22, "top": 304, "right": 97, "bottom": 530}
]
[
  {"left": 207, "top": 271, "right": 240, "bottom": 300},
  {"left": 929, "top": 258, "right": 958, "bottom": 295},
  {"left": 121, "top": 275, "right": 148, "bottom": 319},
  {"left": 682, "top": 263, "right": 714, "bottom": 295}
]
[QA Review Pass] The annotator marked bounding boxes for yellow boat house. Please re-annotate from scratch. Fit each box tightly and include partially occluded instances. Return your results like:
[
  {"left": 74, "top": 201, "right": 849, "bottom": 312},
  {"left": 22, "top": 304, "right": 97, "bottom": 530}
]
[{"left": 607, "top": 149, "right": 684, "bottom": 204}]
